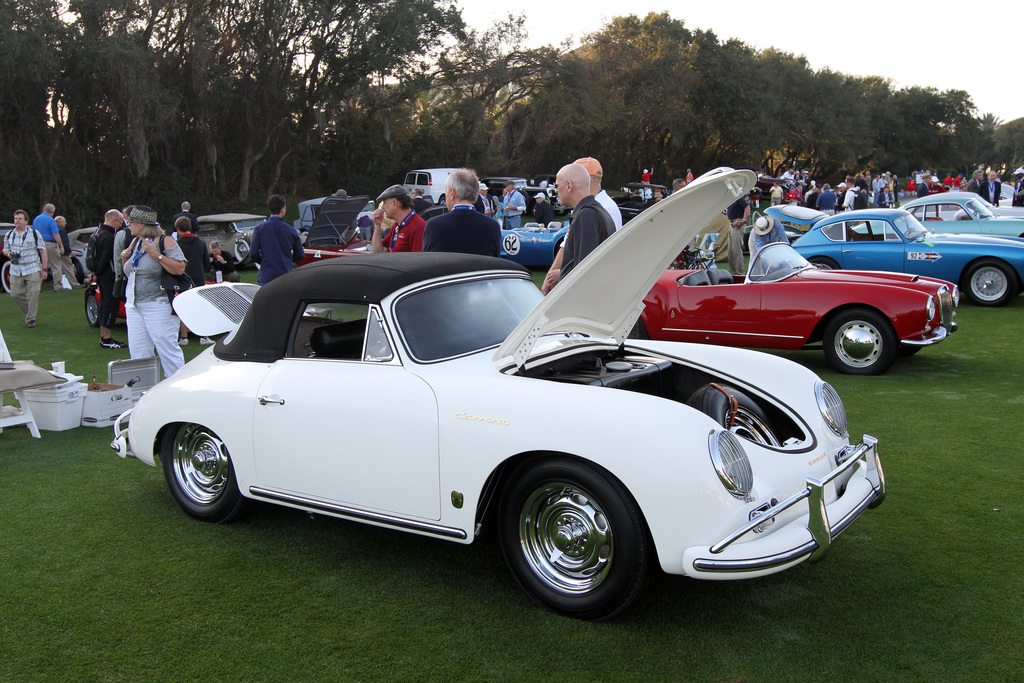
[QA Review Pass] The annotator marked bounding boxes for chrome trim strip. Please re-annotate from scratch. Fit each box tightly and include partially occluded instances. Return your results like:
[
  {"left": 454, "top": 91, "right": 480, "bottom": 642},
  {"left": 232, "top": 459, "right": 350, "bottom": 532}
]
[
  {"left": 662, "top": 328, "right": 804, "bottom": 340},
  {"left": 249, "top": 487, "right": 468, "bottom": 540},
  {"left": 693, "top": 541, "right": 817, "bottom": 572},
  {"left": 708, "top": 435, "right": 882, "bottom": 556}
]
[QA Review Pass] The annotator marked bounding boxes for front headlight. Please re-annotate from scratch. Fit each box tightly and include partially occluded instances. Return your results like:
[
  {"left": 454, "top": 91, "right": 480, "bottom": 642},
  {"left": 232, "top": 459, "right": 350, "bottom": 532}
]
[
  {"left": 709, "top": 429, "right": 753, "bottom": 500},
  {"left": 926, "top": 295, "right": 936, "bottom": 321},
  {"left": 815, "top": 381, "right": 848, "bottom": 437}
]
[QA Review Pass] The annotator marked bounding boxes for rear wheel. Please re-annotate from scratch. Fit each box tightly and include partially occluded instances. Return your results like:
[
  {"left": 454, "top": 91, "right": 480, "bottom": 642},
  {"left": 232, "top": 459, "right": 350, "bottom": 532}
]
[
  {"left": 823, "top": 308, "right": 897, "bottom": 375},
  {"left": 162, "top": 424, "right": 246, "bottom": 523},
  {"left": 808, "top": 256, "right": 840, "bottom": 270},
  {"left": 85, "top": 287, "right": 100, "bottom": 327},
  {"left": 962, "top": 258, "right": 1016, "bottom": 306},
  {"left": 1, "top": 260, "right": 11, "bottom": 293},
  {"left": 499, "top": 458, "right": 649, "bottom": 621}
]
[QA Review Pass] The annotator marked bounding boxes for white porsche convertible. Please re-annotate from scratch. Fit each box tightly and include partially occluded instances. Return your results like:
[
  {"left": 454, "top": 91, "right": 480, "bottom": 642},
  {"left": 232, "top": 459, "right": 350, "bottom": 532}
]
[{"left": 112, "top": 169, "right": 885, "bottom": 620}]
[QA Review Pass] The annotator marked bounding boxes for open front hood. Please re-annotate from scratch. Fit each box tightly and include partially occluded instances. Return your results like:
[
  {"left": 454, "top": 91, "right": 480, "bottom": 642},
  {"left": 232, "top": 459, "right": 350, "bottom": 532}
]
[{"left": 494, "top": 168, "right": 756, "bottom": 368}]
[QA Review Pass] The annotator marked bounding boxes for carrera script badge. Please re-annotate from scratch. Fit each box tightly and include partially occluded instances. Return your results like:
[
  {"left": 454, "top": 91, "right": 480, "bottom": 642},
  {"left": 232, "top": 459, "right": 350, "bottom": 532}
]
[{"left": 456, "top": 412, "right": 510, "bottom": 426}]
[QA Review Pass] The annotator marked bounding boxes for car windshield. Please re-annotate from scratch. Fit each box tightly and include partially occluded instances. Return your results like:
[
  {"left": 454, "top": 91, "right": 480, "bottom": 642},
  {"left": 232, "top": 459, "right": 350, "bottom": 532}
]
[
  {"left": 895, "top": 213, "right": 930, "bottom": 240},
  {"left": 395, "top": 277, "right": 543, "bottom": 361},
  {"left": 964, "top": 197, "right": 994, "bottom": 219},
  {"left": 236, "top": 219, "right": 263, "bottom": 231},
  {"left": 746, "top": 243, "right": 812, "bottom": 282}
]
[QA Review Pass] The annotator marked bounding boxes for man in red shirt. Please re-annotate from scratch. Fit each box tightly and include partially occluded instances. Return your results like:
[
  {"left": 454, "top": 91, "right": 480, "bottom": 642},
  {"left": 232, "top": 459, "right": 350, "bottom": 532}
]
[
  {"left": 371, "top": 185, "right": 425, "bottom": 252},
  {"left": 943, "top": 173, "right": 953, "bottom": 189}
]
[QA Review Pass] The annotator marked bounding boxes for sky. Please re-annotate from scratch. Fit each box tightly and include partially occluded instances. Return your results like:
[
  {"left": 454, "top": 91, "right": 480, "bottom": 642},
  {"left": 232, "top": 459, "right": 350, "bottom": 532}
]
[{"left": 456, "top": 1, "right": 1022, "bottom": 125}]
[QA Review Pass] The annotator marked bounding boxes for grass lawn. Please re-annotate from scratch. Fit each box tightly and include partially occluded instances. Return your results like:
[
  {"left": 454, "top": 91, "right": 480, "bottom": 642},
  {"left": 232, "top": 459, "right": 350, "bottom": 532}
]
[{"left": 2, "top": 270, "right": 1022, "bottom": 681}]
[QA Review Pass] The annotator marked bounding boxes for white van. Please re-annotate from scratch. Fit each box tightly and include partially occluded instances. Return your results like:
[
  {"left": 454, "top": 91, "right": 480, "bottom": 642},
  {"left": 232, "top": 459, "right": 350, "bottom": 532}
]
[{"left": 403, "top": 168, "right": 459, "bottom": 204}]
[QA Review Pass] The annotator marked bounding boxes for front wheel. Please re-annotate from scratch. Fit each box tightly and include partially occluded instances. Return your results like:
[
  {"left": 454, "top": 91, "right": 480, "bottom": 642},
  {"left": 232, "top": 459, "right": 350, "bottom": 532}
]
[
  {"left": 162, "top": 424, "right": 246, "bottom": 523},
  {"left": 1, "top": 260, "right": 11, "bottom": 293},
  {"left": 823, "top": 308, "right": 898, "bottom": 375},
  {"left": 962, "top": 258, "right": 1016, "bottom": 306},
  {"left": 499, "top": 457, "right": 649, "bottom": 621}
]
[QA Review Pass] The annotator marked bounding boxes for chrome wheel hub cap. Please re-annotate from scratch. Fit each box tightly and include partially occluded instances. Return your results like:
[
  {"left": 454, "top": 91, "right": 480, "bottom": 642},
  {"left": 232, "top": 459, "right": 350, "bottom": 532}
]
[
  {"left": 836, "top": 322, "right": 881, "bottom": 367},
  {"left": 520, "top": 484, "right": 612, "bottom": 593},
  {"left": 172, "top": 425, "right": 230, "bottom": 504}
]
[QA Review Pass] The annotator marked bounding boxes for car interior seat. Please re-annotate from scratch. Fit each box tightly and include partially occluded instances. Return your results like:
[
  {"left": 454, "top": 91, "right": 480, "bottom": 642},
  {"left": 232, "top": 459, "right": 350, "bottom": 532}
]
[
  {"left": 681, "top": 270, "right": 711, "bottom": 286},
  {"left": 309, "top": 321, "right": 366, "bottom": 360},
  {"left": 707, "top": 270, "right": 733, "bottom": 285}
]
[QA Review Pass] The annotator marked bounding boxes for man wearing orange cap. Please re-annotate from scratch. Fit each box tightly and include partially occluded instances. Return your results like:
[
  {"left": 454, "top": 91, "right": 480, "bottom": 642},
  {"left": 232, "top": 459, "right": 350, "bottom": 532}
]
[{"left": 574, "top": 157, "right": 623, "bottom": 233}]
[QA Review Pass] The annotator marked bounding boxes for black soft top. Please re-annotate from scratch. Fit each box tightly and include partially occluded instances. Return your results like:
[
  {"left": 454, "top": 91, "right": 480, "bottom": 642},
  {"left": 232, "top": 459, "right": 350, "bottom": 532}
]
[{"left": 215, "top": 252, "right": 528, "bottom": 362}]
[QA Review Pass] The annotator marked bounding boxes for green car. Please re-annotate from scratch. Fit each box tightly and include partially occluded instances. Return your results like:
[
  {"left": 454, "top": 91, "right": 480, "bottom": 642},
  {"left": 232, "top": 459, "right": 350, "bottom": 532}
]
[{"left": 901, "top": 192, "right": 1024, "bottom": 238}]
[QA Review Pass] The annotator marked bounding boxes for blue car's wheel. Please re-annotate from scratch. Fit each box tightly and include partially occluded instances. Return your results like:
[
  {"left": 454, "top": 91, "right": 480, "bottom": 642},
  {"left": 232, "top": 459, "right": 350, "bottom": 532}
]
[
  {"left": 962, "top": 258, "right": 1016, "bottom": 306},
  {"left": 809, "top": 256, "right": 839, "bottom": 270}
]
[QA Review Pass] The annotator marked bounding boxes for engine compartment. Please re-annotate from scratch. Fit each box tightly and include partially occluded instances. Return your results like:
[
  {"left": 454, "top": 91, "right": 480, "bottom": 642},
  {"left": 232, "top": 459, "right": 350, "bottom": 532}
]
[{"left": 523, "top": 347, "right": 805, "bottom": 448}]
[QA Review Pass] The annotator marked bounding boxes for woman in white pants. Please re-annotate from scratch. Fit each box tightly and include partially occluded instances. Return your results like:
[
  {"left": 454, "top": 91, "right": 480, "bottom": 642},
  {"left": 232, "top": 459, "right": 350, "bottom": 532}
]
[{"left": 120, "top": 206, "right": 187, "bottom": 378}]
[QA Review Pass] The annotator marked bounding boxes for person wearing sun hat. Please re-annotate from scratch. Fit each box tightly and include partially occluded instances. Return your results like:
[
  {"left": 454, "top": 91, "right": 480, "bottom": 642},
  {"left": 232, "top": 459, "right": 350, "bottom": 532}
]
[
  {"left": 120, "top": 205, "right": 187, "bottom": 377},
  {"left": 747, "top": 215, "right": 790, "bottom": 257}
]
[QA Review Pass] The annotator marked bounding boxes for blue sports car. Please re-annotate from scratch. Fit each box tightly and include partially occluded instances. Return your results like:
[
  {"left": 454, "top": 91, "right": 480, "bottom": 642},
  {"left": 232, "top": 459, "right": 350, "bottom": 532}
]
[
  {"left": 770, "top": 206, "right": 1024, "bottom": 306},
  {"left": 500, "top": 221, "right": 568, "bottom": 267}
]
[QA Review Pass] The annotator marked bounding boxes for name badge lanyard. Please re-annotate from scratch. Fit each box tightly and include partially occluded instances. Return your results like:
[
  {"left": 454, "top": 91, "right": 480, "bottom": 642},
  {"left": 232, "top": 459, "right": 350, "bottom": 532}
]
[{"left": 389, "top": 212, "right": 414, "bottom": 250}]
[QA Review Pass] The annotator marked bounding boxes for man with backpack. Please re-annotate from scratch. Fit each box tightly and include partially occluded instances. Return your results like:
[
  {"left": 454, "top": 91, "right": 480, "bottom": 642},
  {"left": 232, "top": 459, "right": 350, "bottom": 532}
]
[{"left": 87, "top": 209, "right": 127, "bottom": 348}]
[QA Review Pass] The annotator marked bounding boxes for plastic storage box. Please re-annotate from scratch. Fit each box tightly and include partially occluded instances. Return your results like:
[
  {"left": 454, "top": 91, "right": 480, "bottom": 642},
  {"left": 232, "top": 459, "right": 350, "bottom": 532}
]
[
  {"left": 107, "top": 358, "right": 161, "bottom": 403},
  {"left": 21, "top": 380, "right": 87, "bottom": 431},
  {"left": 81, "top": 383, "right": 133, "bottom": 427}
]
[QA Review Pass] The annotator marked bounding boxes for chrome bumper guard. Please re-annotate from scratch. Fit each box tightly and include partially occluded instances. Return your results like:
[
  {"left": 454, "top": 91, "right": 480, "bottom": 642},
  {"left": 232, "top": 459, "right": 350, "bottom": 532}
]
[
  {"left": 692, "top": 435, "right": 884, "bottom": 574},
  {"left": 110, "top": 407, "right": 135, "bottom": 459}
]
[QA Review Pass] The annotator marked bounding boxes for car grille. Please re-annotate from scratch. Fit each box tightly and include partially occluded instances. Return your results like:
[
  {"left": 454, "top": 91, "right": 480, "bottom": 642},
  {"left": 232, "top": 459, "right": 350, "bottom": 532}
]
[{"left": 937, "top": 286, "right": 953, "bottom": 331}]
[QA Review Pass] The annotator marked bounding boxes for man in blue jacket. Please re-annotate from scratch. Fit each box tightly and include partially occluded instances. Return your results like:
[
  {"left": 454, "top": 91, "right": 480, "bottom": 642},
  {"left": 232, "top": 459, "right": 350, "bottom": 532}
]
[
  {"left": 250, "top": 194, "right": 304, "bottom": 285},
  {"left": 423, "top": 169, "right": 501, "bottom": 257}
]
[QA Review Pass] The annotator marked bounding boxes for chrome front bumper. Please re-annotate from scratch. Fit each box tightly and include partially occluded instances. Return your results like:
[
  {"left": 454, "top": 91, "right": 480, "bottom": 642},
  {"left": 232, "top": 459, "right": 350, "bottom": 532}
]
[
  {"left": 685, "top": 435, "right": 885, "bottom": 576},
  {"left": 902, "top": 321, "right": 958, "bottom": 347}
]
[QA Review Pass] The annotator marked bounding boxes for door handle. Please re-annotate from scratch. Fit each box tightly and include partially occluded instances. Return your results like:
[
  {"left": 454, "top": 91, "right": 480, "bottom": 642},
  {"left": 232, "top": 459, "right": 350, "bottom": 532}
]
[{"left": 257, "top": 396, "right": 285, "bottom": 406}]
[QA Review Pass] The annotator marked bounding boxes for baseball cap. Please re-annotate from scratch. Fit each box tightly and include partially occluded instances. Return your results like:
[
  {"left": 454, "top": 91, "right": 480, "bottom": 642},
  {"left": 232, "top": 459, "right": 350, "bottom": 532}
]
[{"left": 574, "top": 157, "right": 603, "bottom": 178}]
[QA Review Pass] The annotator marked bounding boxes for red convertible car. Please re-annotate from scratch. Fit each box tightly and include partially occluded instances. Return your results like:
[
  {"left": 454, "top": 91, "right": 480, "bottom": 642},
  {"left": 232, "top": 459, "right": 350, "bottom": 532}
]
[
  {"left": 637, "top": 242, "right": 958, "bottom": 375},
  {"left": 294, "top": 195, "right": 372, "bottom": 268}
]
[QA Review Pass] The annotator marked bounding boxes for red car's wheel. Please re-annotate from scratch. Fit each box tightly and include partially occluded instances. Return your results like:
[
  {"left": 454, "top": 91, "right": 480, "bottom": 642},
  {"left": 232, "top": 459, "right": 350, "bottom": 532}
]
[
  {"left": 823, "top": 308, "right": 897, "bottom": 375},
  {"left": 1, "top": 260, "right": 11, "bottom": 293},
  {"left": 84, "top": 285, "right": 100, "bottom": 327}
]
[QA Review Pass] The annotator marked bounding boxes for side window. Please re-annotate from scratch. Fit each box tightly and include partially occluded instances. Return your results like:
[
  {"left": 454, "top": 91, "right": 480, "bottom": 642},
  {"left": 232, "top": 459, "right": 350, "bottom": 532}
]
[
  {"left": 821, "top": 222, "right": 846, "bottom": 242},
  {"left": 417, "top": 173, "right": 429, "bottom": 186},
  {"left": 864, "top": 220, "right": 891, "bottom": 241},
  {"left": 291, "top": 302, "right": 369, "bottom": 360},
  {"left": 404, "top": 172, "right": 416, "bottom": 186},
  {"left": 363, "top": 308, "right": 394, "bottom": 362},
  {"left": 936, "top": 204, "right": 961, "bottom": 221},
  {"left": 882, "top": 221, "right": 901, "bottom": 241},
  {"left": 846, "top": 220, "right": 871, "bottom": 241}
]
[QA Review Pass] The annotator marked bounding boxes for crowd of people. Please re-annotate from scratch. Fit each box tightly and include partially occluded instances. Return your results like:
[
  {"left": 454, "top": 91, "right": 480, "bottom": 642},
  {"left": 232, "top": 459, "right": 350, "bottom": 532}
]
[{"left": 8, "top": 162, "right": 1021, "bottom": 379}]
